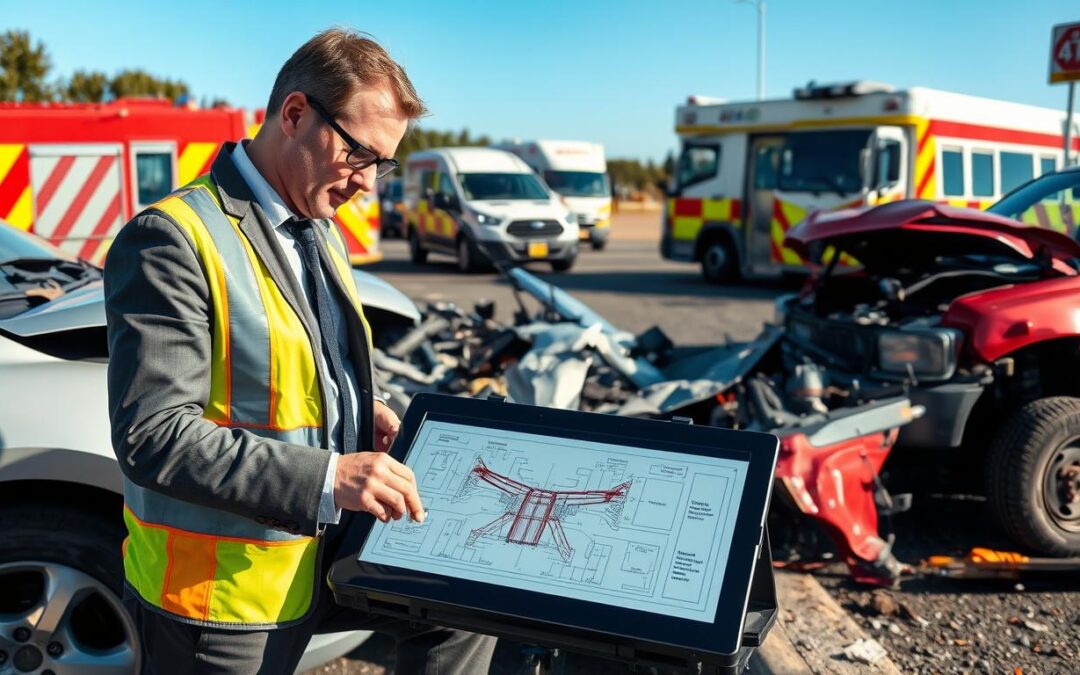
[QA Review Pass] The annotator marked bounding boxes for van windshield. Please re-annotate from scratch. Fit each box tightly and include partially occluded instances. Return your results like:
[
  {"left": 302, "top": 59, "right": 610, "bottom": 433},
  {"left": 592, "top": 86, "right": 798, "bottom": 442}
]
[
  {"left": 459, "top": 173, "right": 550, "bottom": 201},
  {"left": 777, "top": 129, "right": 871, "bottom": 195},
  {"left": 543, "top": 171, "right": 610, "bottom": 198}
]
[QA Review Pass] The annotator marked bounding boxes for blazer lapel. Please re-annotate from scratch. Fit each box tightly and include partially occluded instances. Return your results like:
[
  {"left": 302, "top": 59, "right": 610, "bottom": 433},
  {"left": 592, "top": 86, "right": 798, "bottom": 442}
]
[{"left": 209, "top": 143, "right": 320, "bottom": 338}]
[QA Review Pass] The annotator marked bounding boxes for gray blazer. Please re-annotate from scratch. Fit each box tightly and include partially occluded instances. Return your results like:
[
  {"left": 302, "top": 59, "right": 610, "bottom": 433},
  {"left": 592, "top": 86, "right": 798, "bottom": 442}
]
[{"left": 105, "top": 143, "right": 377, "bottom": 536}]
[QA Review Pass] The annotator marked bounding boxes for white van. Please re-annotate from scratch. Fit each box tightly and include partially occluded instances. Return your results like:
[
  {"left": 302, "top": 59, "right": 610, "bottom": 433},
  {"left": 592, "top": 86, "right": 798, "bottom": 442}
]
[
  {"left": 404, "top": 148, "right": 580, "bottom": 272},
  {"left": 495, "top": 140, "right": 612, "bottom": 250}
]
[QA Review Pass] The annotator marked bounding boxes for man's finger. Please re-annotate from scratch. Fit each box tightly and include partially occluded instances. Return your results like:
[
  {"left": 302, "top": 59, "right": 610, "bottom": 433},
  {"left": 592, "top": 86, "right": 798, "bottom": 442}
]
[
  {"left": 370, "top": 482, "right": 408, "bottom": 521},
  {"left": 360, "top": 492, "right": 388, "bottom": 522},
  {"left": 383, "top": 472, "right": 425, "bottom": 522},
  {"left": 387, "top": 458, "right": 417, "bottom": 486}
]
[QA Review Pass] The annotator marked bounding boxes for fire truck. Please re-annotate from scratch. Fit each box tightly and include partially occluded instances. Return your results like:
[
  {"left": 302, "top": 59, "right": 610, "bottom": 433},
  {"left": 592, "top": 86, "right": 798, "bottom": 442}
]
[
  {"left": 662, "top": 82, "right": 1080, "bottom": 282},
  {"left": 0, "top": 99, "right": 381, "bottom": 266}
]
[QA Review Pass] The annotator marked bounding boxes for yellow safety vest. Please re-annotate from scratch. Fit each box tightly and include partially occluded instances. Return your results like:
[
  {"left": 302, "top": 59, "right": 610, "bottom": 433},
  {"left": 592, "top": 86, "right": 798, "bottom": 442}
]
[{"left": 121, "top": 174, "right": 373, "bottom": 629}]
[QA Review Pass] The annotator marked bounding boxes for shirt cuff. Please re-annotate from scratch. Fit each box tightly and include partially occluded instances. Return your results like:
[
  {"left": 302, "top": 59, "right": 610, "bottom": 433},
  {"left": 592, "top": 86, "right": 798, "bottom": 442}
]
[{"left": 318, "top": 452, "right": 343, "bottom": 525}]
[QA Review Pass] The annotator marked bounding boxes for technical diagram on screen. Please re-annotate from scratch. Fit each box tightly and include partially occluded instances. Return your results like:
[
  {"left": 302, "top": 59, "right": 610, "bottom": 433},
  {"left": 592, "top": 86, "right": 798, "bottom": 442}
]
[
  {"left": 330, "top": 394, "right": 779, "bottom": 674},
  {"left": 359, "top": 420, "right": 748, "bottom": 623}
]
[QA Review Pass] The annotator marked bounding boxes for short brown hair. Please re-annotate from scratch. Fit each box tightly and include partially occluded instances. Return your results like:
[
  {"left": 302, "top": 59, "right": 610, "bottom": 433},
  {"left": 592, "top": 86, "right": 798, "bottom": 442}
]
[{"left": 267, "top": 28, "right": 426, "bottom": 120}]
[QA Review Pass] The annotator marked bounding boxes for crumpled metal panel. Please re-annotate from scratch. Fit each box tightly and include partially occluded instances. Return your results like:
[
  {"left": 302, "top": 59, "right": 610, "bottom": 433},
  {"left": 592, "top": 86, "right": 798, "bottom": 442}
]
[{"left": 617, "top": 325, "right": 784, "bottom": 415}]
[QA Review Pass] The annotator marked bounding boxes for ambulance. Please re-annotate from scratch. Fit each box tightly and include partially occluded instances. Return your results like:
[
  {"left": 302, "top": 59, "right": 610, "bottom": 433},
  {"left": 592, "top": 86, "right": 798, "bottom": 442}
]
[
  {"left": 0, "top": 99, "right": 381, "bottom": 266},
  {"left": 495, "top": 139, "right": 612, "bottom": 250},
  {"left": 662, "top": 81, "right": 1080, "bottom": 282}
]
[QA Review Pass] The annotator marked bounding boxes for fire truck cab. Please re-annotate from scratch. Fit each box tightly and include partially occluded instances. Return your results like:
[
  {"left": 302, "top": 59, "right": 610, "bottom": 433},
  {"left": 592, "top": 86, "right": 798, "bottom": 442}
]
[
  {"left": 662, "top": 82, "right": 1080, "bottom": 282},
  {"left": 0, "top": 99, "right": 381, "bottom": 265}
]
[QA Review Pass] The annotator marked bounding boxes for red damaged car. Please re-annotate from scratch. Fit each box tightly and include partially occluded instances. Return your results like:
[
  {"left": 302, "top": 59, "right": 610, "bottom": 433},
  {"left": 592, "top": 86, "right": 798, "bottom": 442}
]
[{"left": 780, "top": 171, "right": 1080, "bottom": 573}]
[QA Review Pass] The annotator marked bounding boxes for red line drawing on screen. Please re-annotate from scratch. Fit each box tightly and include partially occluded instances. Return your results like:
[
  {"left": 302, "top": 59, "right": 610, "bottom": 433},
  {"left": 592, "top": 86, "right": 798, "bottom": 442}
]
[{"left": 465, "top": 458, "right": 632, "bottom": 561}]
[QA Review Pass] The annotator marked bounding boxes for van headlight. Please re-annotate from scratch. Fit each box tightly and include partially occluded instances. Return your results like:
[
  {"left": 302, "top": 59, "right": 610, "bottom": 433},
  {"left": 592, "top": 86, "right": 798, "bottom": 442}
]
[
  {"left": 474, "top": 211, "right": 502, "bottom": 226},
  {"left": 564, "top": 211, "right": 576, "bottom": 225},
  {"left": 877, "top": 328, "right": 961, "bottom": 381}
]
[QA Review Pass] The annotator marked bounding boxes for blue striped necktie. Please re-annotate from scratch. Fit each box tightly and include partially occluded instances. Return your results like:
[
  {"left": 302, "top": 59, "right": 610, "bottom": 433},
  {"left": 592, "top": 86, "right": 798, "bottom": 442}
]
[{"left": 286, "top": 218, "right": 357, "bottom": 454}]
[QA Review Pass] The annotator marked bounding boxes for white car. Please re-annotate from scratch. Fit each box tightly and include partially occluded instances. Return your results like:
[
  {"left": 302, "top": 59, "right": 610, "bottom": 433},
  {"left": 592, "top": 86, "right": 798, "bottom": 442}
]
[{"left": 0, "top": 223, "right": 428, "bottom": 674}]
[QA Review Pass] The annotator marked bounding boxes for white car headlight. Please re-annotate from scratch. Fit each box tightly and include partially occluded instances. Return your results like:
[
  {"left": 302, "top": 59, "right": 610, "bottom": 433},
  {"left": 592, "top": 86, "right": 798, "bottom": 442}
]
[
  {"left": 473, "top": 211, "right": 502, "bottom": 226},
  {"left": 877, "top": 328, "right": 961, "bottom": 381},
  {"left": 564, "top": 211, "right": 576, "bottom": 225}
]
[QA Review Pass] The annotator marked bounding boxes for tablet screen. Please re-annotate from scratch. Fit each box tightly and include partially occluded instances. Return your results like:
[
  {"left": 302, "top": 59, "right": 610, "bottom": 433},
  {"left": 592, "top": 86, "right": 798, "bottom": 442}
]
[{"left": 358, "top": 418, "right": 749, "bottom": 624}]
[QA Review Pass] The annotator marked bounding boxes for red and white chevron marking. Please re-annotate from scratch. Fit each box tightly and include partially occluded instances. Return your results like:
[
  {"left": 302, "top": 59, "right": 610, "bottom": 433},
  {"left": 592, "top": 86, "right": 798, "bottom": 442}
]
[{"left": 30, "top": 149, "right": 124, "bottom": 263}]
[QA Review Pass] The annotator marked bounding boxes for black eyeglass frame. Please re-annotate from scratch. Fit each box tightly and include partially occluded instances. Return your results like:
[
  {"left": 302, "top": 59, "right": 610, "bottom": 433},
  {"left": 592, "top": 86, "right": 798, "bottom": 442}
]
[{"left": 304, "top": 93, "right": 399, "bottom": 179}]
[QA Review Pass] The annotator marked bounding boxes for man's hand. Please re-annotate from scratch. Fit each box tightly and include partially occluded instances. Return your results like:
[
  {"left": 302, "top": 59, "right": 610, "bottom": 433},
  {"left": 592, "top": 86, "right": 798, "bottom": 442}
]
[
  {"left": 374, "top": 399, "right": 400, "bottom": 453},
  {"left": 334, "top": 451, "right": 425, "bottom": 523}
]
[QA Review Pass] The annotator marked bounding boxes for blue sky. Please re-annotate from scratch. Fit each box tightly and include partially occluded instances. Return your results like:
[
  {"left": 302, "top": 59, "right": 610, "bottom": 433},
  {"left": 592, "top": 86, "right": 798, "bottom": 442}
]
[{"left": 3, "top": 0, "right": 1077, "bottom": 161}]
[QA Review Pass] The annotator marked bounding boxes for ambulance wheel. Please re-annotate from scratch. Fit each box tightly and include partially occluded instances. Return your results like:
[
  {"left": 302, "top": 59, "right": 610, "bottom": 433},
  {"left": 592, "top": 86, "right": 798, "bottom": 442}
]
[
  {"left": 408, "top": 228, "right": 427, "bottom": 264},
  {"left": 701, "top": 238, "right": 738, "bottom": 284},
  {"left": 551, "top": 256, "right": 576, "bottom": 272},
  {"left": 457, "top": 236, "right": 479, "bottom": 273},
  {"left": 0, "top": 502, "right": 140, "bottom": 673},
  {"left": 986, "top": 396, "right": 1080, "bottom": 556}
]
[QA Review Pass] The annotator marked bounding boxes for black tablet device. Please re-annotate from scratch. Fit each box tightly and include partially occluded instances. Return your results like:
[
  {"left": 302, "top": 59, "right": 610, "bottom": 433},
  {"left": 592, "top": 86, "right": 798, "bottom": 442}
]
[{"left": 329, "top": 393, "right": 779, "bottom": 668}]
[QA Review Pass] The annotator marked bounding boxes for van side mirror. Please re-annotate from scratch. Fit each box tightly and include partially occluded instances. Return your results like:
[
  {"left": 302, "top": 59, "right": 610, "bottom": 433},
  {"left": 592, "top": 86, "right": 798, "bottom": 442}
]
[{"left": 433, "top": 192, "right": 460, "bottom": 212}]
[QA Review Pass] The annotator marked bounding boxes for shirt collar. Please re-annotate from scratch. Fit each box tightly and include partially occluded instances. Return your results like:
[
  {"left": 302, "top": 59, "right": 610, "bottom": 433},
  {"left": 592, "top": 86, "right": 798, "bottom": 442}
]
[{"left": 231, "top": 141, "right": 297, "bottom": 231}]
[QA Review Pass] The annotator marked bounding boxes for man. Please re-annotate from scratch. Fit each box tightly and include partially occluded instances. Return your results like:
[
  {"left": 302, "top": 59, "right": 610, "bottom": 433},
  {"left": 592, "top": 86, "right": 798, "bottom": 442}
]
[{"left": 106, "top": 29, "right": 496, "bottom": 674}]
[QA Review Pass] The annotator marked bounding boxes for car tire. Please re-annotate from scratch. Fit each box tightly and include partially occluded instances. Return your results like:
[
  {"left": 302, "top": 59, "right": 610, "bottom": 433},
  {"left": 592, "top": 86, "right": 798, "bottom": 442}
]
[
  {"left": 700, "top": 237, "right": 738, "bottom": 284},
  {"left": 0, "top": 502, "right": 141, "bottom": 673},
  {"left": 985, "top": 396, "right": 1080, "bottom": 556},
  {"left": 551, "top": 256, "right": 576, "bottom": 272},
  {"left": 590, "top": 239, "right": 607, "bottom": 251},
  {"left": 408, "top": 228, "right": 427, "bottom": 264}
]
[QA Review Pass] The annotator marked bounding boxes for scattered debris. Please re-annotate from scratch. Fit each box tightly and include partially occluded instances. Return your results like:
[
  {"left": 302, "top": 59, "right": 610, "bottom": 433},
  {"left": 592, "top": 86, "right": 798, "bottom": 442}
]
[{"left": 841, "top": 638, "right": 889, "bottom": 665}]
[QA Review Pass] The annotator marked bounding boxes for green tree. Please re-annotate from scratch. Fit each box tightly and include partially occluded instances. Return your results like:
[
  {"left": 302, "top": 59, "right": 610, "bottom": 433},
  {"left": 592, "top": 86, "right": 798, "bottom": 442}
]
[
  {"left": 64, "top": 70, "right": 109, "bottom": 102},
  {"left": 0, "top": 30, "right": 53, "bottom": 102},
  {"left": 662, "top": 150, "right": 676, "bottom": 177},
  {"left": 110, "top": 69, "right": 189, "bottom": 102}
]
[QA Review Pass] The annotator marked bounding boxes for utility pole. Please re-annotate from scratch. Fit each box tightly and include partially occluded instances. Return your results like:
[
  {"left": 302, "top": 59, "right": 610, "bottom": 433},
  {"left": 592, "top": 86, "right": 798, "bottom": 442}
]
[
  {"left": 1065, "top": 82, "right": 1076, "bottom": 166},
  {"left": 737, "top": 0, "right": 767, "bottom": 101}
]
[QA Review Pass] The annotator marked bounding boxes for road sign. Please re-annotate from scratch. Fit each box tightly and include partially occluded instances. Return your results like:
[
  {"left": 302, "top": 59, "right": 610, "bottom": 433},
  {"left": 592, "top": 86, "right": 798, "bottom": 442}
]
[{"left": 1050, "top": 21, "right": 1080, "bottom": 84}]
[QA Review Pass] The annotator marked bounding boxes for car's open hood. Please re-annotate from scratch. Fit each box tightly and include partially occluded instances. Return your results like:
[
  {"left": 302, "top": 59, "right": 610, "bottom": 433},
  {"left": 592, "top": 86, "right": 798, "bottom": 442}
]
[{"left": 784, "top": 200, "right": 1080, "bottom": 274}]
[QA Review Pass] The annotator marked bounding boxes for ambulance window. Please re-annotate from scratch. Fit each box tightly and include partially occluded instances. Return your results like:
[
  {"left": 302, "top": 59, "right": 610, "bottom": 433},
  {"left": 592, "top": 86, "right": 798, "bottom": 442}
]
[
  {"left": 438, "top": 173, "right": 456, "bottom": 197},
  {"left": 971, "top": 152, "right": 995, "bottom": 197},
  {"left": 419, "top": 171, "right": 435, "bottom": 197},
  {"left": 753, "top": 146, "right": 778, "bottom": 189},
  {"left": 1039, "top": 157, "right": 1057, "bottom": 176},
  {"left": 874, "top": 140, "right": 901, "bottom": 187},
  {"left": 135, "top": 152, "right": 173, "bottom": 206},
  {"left": 1000, "top": 152, "right": 1034, "bottom": 194},
  {"left": 941, "top": 149, "right": 964, "bottom": 197},
  {"left": 677, "top": 145, "right": 719, "bottom": 188}
]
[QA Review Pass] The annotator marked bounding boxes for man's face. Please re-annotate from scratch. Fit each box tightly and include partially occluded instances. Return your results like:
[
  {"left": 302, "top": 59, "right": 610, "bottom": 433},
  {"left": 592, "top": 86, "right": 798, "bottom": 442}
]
[{"left": 278, "top": 85, "right": 408, "bottom": 220}]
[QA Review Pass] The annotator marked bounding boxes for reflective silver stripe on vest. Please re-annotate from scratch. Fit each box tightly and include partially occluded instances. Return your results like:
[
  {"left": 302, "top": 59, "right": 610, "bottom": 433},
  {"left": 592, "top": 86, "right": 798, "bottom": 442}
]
[
  {"left": 123, "top": 421, "right": 319, "bottom": 539},
  {"left": 323, "top": 220, "right": 349, "bottom": 261},
  {"left": 124, "top": 482, "right": 306, "bottom": 541},
  {"left": 182, "top": 187, "right": 271, "bottom": 426}
]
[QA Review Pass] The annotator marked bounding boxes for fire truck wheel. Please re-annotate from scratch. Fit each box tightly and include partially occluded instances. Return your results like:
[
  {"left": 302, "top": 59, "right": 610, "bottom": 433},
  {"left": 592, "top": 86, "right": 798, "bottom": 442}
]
[
  {"left": 0, "top": 502, "right": 140, "bottom": 673},
  {"left": 700, "top": 238, "right": 738, "bottom": 284},
  {"left": 408, "top": 228, "right": 428, "bottom": 264},
  {"left": 986, "top": 396, "right": 1080, "bottom": 556}
]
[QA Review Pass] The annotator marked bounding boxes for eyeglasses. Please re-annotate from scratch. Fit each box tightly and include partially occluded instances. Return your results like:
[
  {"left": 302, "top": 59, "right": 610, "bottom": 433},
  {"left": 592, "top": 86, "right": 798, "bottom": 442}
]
[{"left": 304, "top": 93, "right": 399, "bottom": 179}]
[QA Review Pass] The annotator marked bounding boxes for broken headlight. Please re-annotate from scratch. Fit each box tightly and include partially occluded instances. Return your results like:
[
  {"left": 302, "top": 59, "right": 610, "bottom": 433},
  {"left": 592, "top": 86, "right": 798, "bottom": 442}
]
[{"left": 876, "top": 328, "right": 961, "bottom": 381}]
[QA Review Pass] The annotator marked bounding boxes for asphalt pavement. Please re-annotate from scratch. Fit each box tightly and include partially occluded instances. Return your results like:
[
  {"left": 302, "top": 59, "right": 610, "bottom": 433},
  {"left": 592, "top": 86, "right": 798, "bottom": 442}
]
[{"left": 367, "top": 212, "right": 784, "bottom": 345}]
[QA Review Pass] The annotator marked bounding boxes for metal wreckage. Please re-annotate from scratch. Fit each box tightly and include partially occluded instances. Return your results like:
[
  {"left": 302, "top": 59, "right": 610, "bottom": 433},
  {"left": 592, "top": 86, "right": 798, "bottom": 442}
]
[{"left": 374, "top": 200, "right": 1080, "bottom": 586}]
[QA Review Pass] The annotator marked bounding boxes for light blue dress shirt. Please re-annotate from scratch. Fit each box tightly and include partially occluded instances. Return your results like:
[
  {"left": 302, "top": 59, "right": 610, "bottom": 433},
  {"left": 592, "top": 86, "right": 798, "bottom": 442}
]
[{"left": 232, "top": 142, "right": 360, "bottom": 526}]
